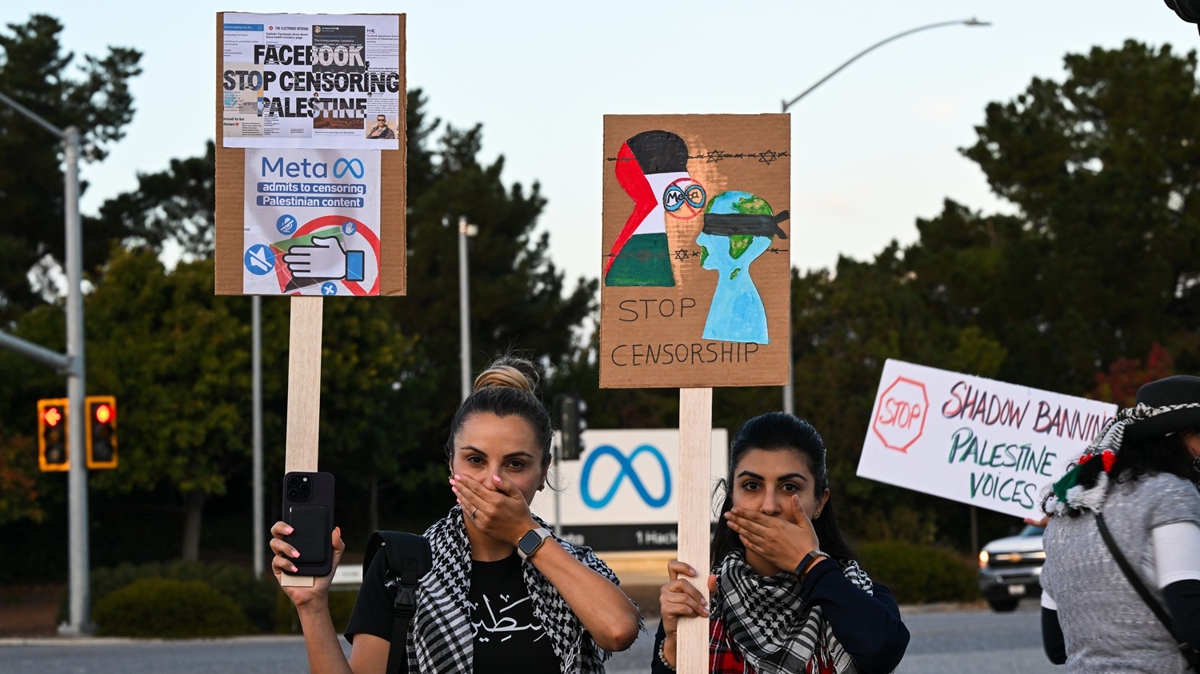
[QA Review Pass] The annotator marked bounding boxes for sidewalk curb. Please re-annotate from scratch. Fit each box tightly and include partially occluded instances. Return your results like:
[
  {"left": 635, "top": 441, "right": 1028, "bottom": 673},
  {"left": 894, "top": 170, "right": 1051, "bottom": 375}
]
[{"left": 0, "top": 634, "right": 308, "bottom": 647}]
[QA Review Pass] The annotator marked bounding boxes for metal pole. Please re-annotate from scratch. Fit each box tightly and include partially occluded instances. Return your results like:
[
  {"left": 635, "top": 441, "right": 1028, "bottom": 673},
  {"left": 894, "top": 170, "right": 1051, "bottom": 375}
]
[
  {"left": 779, "top": 17, "right": 990, "bottom": 415},
  {"left": 0, "top": 93, "right": 90, "bottom": 635},
  {"left": 252, "top": 296, "right": 264, "bottom": 578},
  {"left": 780, "top": 18, "right": 990, "bottom": 113},
  {"left": 784, "top": 361, "right": 794, "bottom": 416},
  {"left": 0, "top": 330, "right": 71, "bottom": 371},
  {"left": 458, "top": 216, "right": 472, "bottom": 401},
  {"left": 553, "top": 434, "right": 563, "bottom": 537},
  {"left": 62, "top": 126, "right": 89, "bottom": 635}
]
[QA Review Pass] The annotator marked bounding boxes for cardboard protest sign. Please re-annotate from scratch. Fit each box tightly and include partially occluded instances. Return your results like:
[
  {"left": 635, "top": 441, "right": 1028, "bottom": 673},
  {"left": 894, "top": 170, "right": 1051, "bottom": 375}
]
[
  {"left": 221, "top": 14, "right": 402, "bottom": 150},
  {"left": 857, "top": 359, "right": 1117, "bottom": 519},
  {"left": 599, "top": 115, "right": 791, "bottom": 389},
  {"left": 214, "top": 13, "right": 407, "bottom": 296}
]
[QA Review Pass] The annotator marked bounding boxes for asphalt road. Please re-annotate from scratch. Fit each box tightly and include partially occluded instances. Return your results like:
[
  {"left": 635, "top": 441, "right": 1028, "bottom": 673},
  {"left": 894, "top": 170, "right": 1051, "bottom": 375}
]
[{"left": 0, "top": 599, "right": 1055, "bottom": 673}]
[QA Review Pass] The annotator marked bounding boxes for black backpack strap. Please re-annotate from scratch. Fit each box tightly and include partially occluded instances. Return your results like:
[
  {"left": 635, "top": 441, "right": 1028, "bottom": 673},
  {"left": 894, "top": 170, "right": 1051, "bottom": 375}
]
[
  {"left": 1097, "top": 512, "right": 1200, "bottom": 669},
  {"left": 364, "top": 531, "right": 432, "bottom": 674}
]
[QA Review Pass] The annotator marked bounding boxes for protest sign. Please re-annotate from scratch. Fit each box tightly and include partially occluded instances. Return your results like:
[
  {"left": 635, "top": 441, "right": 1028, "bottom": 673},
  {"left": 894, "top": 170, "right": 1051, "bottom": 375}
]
[
  {"left": 598, "top": 113, "right": 791, "bottom": 673},
  {"left": 221, "top": 14, "right": 402, "bottom": 150},
  {"left": 213, "top": 12, "right": 406, "bottom": 588},
  {"left": 214, "top": 13, "right": 406, "bottom": 296},
  {"left": 857, "top": 359, "right": 1117, "bottom": 519},
  {"left": 599, "top": 114, "right": 791, "bottom": 390}
]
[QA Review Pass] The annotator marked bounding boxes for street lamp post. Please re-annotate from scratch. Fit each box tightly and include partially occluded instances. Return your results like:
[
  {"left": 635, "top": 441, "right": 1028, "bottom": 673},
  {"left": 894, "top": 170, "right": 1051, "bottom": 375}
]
[
  {"left": 0, "top": 90, "right": 89, "bottom": 634},
  {"left": 458, "top": 216, "right": 479, "bottom": 401},
  {"left": 780, "top": 17, "right": 990, "bottom": 415}
]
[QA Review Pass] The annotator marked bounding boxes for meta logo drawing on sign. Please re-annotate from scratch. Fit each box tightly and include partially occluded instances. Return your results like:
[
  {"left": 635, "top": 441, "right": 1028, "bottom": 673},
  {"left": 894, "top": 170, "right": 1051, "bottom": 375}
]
[
  {"left": 872, "top": 376, "right": 929, "bottom": 453},
  {"left": 580, "top": 444, "right": 671, "bottom": 509}
]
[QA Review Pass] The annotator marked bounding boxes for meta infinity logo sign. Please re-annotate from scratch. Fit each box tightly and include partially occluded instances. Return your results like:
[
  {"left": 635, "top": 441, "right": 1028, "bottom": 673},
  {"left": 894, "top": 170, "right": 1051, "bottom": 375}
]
[
  {"left": 580, "top": 444, "right": 671, "bottom": 509},
  {"left": 333, "top": 157, "right": 365, "bottom": 179}
]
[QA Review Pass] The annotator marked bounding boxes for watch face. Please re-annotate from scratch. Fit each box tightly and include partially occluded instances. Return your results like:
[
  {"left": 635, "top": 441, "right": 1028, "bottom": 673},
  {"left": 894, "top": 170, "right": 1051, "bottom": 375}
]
[{"left": 519, "top": 529, "right": 542, "bottom": 554}]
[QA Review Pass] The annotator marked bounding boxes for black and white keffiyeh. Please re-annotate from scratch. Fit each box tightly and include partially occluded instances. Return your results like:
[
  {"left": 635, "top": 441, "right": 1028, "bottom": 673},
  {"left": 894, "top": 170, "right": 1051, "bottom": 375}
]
[
  {"left": 393, "top": 505, "right": 633, "bottom": 673},
  {"left": 714, "top": 550, "right": 876, "bottom": 674},
  {"left": 1045, "top": 401, "right": 1200, "bottom": 515}
]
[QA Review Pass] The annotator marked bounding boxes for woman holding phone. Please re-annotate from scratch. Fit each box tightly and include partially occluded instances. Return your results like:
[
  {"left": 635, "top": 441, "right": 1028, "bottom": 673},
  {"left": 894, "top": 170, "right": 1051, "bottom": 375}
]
[{"left": 271, "top": 356, "right": 641, "bottom": 673}]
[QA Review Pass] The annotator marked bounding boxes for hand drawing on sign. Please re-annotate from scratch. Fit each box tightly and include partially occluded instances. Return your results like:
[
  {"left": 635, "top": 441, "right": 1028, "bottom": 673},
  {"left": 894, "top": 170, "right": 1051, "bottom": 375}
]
[
  {"left": 282, "top": 235, "right": 365, "bottom": 281},
  {"left": 696, "top": 191, "right": 789, "bottom": 344},
  {"left": 604, "top": 130, "right": 700, "bottom": 287}
]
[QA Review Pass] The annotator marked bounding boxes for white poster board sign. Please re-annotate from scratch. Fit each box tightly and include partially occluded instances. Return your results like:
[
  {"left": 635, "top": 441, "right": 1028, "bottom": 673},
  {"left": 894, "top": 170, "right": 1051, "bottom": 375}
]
[
  {"left": 857, "top": 359, "right": 1117, "bottom": 519},
  {"left": 242, "top": 148, "right": 382, "bottom": 296},
  {"left": 531, "top": 428, "right": 728, "bottom": 550}
]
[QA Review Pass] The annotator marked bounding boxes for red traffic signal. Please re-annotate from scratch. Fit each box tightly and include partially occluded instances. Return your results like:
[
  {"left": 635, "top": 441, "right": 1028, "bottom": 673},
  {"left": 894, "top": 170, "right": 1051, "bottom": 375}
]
[
  {"left": 86, "top": 395, "right": 117, "bottom": 470},
  {"left": 38, "top": 398, "right": 69, "bottom": 472}
]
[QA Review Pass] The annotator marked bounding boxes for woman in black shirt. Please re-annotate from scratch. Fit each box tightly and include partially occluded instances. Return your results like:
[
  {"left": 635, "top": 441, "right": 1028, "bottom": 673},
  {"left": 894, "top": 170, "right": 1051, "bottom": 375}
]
[{"left": 271, "top": 356, "right": 641, "bottom": 673}]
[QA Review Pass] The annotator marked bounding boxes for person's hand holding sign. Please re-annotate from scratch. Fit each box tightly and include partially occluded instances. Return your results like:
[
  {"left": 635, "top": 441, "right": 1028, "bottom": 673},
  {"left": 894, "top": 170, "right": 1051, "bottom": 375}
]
[{"left": 282, "top": 236, "right": 364, "bottom": 281}]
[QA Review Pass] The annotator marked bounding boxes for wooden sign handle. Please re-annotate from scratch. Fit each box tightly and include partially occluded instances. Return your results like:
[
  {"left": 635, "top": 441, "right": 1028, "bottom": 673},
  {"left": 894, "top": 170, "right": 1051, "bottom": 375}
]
[
  {"left": 677, "top": 387, "right": 712, "bottom": 672},
  {"left": 280, "top": 296, "right": 324, "bottom": 588}
]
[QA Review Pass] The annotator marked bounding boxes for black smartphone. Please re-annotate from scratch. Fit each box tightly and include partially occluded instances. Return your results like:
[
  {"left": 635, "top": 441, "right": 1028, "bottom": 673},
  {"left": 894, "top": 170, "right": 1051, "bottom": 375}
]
[{"left": 281, "top": 471, "right": 335, "bottom": 576}]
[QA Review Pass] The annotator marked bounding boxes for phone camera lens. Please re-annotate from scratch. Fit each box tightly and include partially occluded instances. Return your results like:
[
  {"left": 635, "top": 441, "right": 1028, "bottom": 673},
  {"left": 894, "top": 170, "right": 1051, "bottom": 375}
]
[
  {"left": 287, "top": 476, "right": 301, "bottom": 487},
  {"left": 287, "top": 488, "right": 300, "bottom": 499}
]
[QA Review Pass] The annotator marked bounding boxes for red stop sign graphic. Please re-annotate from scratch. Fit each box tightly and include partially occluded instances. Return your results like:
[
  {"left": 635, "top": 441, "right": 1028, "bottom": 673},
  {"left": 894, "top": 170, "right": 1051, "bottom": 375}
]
[{"left": 872, "top": 377, "right": 929, "bottom": 453}]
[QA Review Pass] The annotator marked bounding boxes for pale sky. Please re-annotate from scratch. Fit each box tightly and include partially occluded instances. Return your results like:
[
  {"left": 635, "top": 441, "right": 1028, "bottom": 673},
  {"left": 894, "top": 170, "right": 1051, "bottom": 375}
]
[{"left": 3, "top": 1, "right": 1196, "bottom": 289}]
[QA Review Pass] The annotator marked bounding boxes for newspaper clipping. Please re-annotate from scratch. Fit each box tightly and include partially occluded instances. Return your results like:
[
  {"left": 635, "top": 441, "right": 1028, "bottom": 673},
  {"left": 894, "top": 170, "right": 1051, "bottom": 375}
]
[{"left": 222, "top": 14, "right": 401, "bottom": 150}]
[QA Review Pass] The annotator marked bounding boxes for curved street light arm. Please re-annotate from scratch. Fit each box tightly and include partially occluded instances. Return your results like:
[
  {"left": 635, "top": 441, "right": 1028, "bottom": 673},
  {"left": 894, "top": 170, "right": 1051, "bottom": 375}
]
[{"left": 781, "top": 18, "right": 990, "bottom": 112}]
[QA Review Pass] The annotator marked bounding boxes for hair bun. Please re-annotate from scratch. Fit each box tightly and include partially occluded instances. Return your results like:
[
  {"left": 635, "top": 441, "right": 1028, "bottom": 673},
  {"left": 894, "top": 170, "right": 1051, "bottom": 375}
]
[{"left": 472, "top": 357, "right": 539, "bottom": 394}]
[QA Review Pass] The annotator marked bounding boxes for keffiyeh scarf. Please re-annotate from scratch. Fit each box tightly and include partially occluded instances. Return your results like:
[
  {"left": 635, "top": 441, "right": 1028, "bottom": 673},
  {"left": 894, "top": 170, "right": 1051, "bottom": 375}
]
[
  {"left": 396, "top": 506, "right": 631, "bottom": 673},
  {"left": 712, "top": 550, "right": 875, "bottom": 674},
  {"left": 1044, "top": 402, "right": 1200, "bottom": 516}
]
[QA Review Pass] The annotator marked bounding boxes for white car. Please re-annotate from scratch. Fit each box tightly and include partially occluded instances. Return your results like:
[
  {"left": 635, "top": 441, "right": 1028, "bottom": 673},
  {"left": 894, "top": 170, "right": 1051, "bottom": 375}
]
[{"left": 978, "top": 524, "right": 1045, "bottom": 612}]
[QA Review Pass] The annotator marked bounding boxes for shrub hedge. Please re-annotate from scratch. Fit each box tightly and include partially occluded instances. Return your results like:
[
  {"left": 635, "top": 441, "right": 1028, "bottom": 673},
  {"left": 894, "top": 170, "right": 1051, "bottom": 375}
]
[
  {"left": 93, "top": 578, "right": 255, "bottom": 637},
  {"left": 58, "top": 560, "right": 277, "bottom": 632},
  {"left": 857, "top": 540, "right": 978, "bottom": 604}
]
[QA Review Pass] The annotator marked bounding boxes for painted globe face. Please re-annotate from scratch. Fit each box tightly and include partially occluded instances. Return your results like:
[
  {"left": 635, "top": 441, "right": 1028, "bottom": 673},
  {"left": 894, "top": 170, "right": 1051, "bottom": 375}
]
[{"left": 693, "top": 190, "right": 781, "bottom": 344}]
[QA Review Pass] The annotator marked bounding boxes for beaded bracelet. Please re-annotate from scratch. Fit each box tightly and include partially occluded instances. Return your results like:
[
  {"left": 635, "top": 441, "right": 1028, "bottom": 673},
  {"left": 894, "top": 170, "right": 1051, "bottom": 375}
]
[{"left": 657, "top": 639, "right": 677, "bottom": 671}]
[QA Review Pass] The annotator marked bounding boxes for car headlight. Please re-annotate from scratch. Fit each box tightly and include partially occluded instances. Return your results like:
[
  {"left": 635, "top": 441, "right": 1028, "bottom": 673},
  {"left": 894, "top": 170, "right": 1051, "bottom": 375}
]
[{"left": 978, "top": 550, "right": 989, "bottom": 569}]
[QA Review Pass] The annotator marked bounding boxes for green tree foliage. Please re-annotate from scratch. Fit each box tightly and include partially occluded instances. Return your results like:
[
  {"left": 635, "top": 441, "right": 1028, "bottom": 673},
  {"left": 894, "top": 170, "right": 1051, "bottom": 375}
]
[
  {"left": 960, "top": 41, "right": 1200, "bottom": 392},
  {"left": 0, "top": 88, "right": 598, "bottom": 558},
  {"left": 4, "top": 249, "right": 275, "bottom": 558},
  {"left": 90, "top": 141, "right": 216, "bottom": 258},
  {"left": 380, "top": 93, "right": 598, "bottom": 501},
  {"left": 788, "top": 41, "right": 1200, "bottom": 551},
  {"left": 0, "top": 14, "right": 141, "bottom": 318}
]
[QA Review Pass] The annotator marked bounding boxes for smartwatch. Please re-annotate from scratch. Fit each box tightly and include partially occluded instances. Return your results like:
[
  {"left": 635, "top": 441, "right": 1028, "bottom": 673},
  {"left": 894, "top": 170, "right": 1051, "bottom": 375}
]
[
  {"left": 796, "top": 549, "right": 829, "bottom": 579},
  {"left": 517, "top": 527, "right": 552, "bottom": 561}
]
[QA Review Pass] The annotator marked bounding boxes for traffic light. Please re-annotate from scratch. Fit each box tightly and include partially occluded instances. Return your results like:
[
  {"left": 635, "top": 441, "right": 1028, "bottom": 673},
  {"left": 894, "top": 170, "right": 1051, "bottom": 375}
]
[
  {"left": 86, "top": 395, "right": 118, "bottom": 469},
  {"left": 556, "top": 393, "right": 587, "bottom": 461},
  {"left": 38, "top": 398, "right": 69, "bottom": 472}
]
